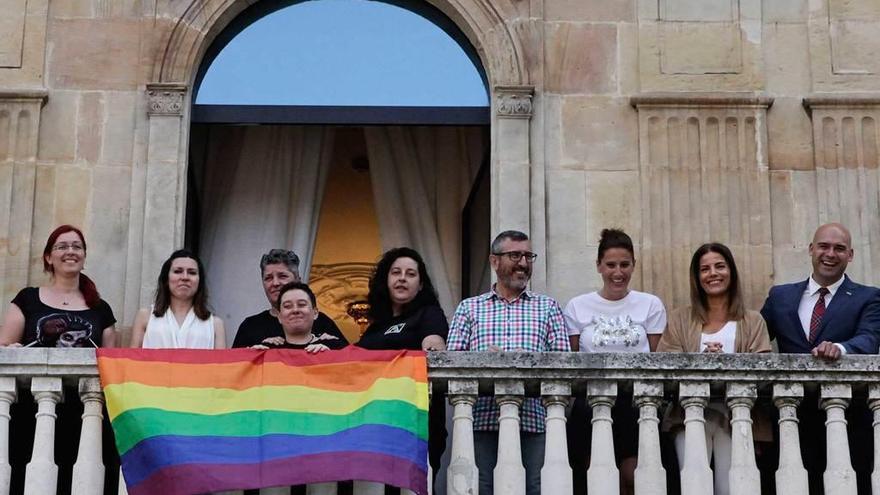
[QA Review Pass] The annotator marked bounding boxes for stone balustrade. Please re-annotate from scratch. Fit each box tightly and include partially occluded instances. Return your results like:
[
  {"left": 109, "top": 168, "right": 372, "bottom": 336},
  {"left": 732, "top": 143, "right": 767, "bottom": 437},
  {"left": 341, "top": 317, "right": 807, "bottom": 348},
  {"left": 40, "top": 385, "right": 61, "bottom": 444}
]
[{"left": 1, "top": 349, "right": 879, "bottom": 494}]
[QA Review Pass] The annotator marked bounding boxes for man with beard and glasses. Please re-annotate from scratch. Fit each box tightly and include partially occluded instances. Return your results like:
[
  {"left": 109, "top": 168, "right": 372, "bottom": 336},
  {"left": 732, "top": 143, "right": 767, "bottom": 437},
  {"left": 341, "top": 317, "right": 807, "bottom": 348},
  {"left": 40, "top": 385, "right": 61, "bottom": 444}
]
[{"left": 447, "top": 230, "right": 570, "bottom": 495}]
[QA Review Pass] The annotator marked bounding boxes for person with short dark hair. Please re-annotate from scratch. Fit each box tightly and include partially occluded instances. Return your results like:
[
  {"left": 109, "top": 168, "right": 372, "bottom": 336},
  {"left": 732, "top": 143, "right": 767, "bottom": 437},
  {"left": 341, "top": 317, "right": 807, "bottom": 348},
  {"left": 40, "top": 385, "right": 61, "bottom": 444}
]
[
  {"left": 129, "top": 249, "right": 226, "bottom": 349},
  {"left": 447, "top": 230, "right": 570, "bottom": 495},
  {"left": 1, "top": 225, "right": 117, "bottom": 348},
  {"left": 251, "top": 282, "right": 344, "bottom": 352},
  {"left": 563, "top": 228, "right": 666, "bottom": 495},
  {"left": 232, "top": 248, "right": 347, "bottom": 348}
]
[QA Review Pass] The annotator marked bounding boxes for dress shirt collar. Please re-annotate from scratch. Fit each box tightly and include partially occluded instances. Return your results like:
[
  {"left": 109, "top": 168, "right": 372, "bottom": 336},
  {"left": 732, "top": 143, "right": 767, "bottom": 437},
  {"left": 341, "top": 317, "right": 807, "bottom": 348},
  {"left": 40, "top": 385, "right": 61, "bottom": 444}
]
[
  {"left": 487, "top": 284, "right": 532, "bottom": 302},
  {"left": 807, "top": 273, "right": 846, "bottom": 297}
]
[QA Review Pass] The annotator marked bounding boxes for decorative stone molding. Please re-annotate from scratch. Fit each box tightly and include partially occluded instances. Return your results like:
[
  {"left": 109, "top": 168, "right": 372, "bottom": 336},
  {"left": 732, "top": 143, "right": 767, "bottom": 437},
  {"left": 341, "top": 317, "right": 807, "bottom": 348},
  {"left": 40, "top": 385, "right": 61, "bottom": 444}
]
[
  {"left": 631, "top": 92, "right": 774, "bottom": 311},
  {"left": 495, "top": 86, "right": 534, "bottom": 119},
  {"left": 801, "top": 93, "right": 880, "bottom": 286},
  {"left": 146, "top": 83, "right": 187, "bottom": 116}
]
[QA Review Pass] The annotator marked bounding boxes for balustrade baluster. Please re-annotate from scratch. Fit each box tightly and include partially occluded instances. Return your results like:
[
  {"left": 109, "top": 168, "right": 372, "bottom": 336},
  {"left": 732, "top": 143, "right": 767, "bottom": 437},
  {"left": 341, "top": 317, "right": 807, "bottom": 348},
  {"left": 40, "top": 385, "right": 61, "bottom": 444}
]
[
  {"left": 446, "top": 379, "right": 478, "bottom": 495},
  {"left": 633, "top": 380, "right": 665, "bottom": 495},
  {"left": 118, "top": 467, "right": 128, "bottom": 494},
  {"left": 0, "top": 377, "right": 15, "bottom": 495},
  {"left": 72, "top": 377, "right": 104, "bottom": 494},
  {"left": 586, "top": 380, "right": 619, "bottom": 495},
  {"left": 306, "top": 482, "right": 337, "bottom": 494},
  {"left": 870, "top": 384, "right": 880, "bottom": 495},
  {"left": 494, "top": 380, "right": 526, "bottom": 495},
  {"left": 540, "top": 380, "right": 572, "bottom": 495},
  {"left": 772, "top": 383, "right": 807, "bottom": 495},
  {"left": 726, "top": 382, "right": 759, "bottom": 495},
  {"left": 260, "top": 486, "right": 292, "bottom": 494},
  {"left": 352, "top": 481, "right": 384, "bottom": 494},
  {"left": 24, "top": 377, "right": 62, "bottom": 495},
  {"left": 678, "top": 382, "right": 712, "bottom": 495},
  {"left": 821, "top": 384, "right": 856, "bottom": 495}
]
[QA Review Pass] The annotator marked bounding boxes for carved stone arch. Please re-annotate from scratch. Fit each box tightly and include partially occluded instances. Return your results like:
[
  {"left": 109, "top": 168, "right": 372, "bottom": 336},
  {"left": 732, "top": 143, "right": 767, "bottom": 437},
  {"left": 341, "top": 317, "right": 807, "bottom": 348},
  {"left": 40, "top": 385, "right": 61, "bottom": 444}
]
[{"left": 152, "top": 0, "right": 529, "bottom": 88}]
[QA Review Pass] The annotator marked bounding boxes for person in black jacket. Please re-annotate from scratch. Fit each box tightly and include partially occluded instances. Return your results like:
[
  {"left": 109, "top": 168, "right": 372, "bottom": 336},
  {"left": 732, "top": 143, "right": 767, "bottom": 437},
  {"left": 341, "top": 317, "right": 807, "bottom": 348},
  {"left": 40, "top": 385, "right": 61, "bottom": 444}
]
[{"left": 232, "top": 248, "right": 347, "bottom": 348}]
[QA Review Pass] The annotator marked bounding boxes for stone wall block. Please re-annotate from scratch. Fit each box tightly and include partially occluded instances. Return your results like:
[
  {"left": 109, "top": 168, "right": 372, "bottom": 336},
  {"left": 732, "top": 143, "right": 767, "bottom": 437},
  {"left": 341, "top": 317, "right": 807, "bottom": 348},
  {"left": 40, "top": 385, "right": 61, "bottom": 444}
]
[
  {"left": 30, "top": 165, "right": 56, "bottom": 281},
  {"left": 808, "top": 0, "right": 880, "bottom": 91},
  {"left": 618, "top": 21, "right": 640, "bottom": 95},
  {"left": 767, "top": 97, "right": 814, "bottom": 171},
  {"left": 37, "top": 91, "right": 77, "bottom": 162},
  {"left": 53, "top": 166, "right": 91, "bottom": 228},
  {"left": 584, "top": 171, "right": 641, "bottom": 239},
  {"left": 48, "top": 19, "right": 141, "bottom": 90},
  {"left": 545, "top": 169, "right": 594, "bottom": 302},
  {"left": 561, "top": 97, "right": 639, "bottom": 170},
  {"left": 101, "top": 91, "right": 136, "bottom": 167},
  {"left": 546, "top": 0, "right": 635, "bottom": 22},
  {"left": 88, "top": 166, "right": 131, "bottom": 315},
  {"left": 633, "top": 95, "right": 774, "bottom": 309},
  {"left": 0, "top": 0, "right": 28, "bottom": 67},
  {"left": 763, "top": 0, "right": 808, "bottom": 22},
  {"left": 545, "top": 23, "right": 617, "bottom": 94},
  {"left": 764, "top": 23, "right": 811, "bottom": 95},
  {"left": 76, "top": 92, "right": 103, "bottom": 165},
  {"left": 0, "top": 0, "right": 49, "bottom": 88}
]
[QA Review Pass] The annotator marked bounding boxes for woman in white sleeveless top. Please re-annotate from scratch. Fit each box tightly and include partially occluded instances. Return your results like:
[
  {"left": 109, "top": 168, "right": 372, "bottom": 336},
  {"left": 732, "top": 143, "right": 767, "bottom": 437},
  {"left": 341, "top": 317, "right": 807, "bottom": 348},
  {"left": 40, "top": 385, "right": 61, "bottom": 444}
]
[{"left": 129, "top": 249, "right": 226, "bottom": 349}]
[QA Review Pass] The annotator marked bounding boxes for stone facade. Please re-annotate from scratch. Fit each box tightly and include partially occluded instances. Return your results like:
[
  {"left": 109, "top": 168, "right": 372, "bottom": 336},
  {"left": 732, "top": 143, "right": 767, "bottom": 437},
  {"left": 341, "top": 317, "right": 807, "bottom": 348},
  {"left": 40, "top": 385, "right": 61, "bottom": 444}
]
[{"left": 1, "top": 0, "right": 879, "bottom": 333}]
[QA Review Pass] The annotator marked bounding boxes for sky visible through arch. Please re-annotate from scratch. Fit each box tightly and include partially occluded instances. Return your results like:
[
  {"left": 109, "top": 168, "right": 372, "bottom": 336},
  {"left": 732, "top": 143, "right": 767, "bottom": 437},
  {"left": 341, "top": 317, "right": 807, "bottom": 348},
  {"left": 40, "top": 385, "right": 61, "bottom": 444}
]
[{"left": 196, "top": 0, "right": 489, "bottom": 107}]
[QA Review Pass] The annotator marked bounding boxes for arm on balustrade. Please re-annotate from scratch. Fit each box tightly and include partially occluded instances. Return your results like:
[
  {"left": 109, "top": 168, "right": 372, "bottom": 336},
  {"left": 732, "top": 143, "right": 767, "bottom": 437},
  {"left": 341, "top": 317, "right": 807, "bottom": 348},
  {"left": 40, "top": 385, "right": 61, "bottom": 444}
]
[
  {"left": 213, "top": 316, "right": 226, "bottom": 349},
  {"left": 837, "top": 288, "right": 880, "bottom": 355},
  {"left": 128, "top": 308, "right": 150, "bottom": 348},
  {"left": 446, "top": 302, "right": 473, "bottom": 351},
  {"left": 656, "top": 308, "right": 690, "bottom": 352},
  {"left": 544, "top": 300, "right": 571, "bottom": 351}
]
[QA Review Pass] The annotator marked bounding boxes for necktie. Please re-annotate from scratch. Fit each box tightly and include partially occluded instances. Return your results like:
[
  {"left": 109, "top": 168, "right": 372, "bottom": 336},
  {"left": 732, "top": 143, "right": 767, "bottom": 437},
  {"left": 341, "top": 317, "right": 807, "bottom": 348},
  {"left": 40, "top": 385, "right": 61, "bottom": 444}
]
[{"left": 809, "top": 287, "right": 830, "bottom": 343}]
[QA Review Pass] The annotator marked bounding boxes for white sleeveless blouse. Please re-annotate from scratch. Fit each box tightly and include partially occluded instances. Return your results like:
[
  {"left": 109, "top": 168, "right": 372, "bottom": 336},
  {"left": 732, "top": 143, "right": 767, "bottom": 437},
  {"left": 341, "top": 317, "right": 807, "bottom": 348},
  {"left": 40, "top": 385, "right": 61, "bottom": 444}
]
[{"left": 142, "top": 306, "right": 215, "bottom": 349}]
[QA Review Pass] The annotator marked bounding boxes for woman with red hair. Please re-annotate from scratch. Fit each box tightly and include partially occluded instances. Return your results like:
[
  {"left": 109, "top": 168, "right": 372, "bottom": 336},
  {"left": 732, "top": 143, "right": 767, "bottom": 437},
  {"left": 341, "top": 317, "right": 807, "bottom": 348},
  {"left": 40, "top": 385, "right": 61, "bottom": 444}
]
[{"left": 0, "top": 225, "right": 117, "bottom": 347}]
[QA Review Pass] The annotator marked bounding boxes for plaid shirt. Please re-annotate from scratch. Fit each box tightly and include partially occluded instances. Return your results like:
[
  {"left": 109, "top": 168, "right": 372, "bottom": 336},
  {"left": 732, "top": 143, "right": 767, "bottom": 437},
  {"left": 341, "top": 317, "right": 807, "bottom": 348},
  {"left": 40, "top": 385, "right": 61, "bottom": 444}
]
[{"left": 447, "top": 286, "right": 570, "bottom": 432}]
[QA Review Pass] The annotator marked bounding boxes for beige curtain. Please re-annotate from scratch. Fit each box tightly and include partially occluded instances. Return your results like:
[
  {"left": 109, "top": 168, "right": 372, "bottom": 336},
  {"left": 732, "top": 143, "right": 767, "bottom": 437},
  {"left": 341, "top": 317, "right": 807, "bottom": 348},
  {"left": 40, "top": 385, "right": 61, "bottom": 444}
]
[
  {"left": 364, "top": 126, "right": 484, "bottom": 317},
  {"left": 198, "top": 125, "right": 334, "bottom": 340}
]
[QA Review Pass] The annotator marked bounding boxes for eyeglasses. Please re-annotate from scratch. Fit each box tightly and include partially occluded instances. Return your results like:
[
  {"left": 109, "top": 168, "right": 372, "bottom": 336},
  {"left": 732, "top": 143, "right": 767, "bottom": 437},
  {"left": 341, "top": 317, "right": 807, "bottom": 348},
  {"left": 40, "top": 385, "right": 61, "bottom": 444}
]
[
  {"left": 52, "top": 243, "right": 84, "bottom": 252},
  {"left": 493, "top": 251, "right": 538, "bottom": 263}
]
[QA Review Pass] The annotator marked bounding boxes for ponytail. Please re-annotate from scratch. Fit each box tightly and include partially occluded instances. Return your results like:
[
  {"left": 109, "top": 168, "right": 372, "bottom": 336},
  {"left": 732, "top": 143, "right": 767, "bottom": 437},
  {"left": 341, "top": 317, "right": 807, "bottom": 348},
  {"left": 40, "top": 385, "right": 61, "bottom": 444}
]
[{"left": 79, "top": 273, "right": 101, "bottom": 309}]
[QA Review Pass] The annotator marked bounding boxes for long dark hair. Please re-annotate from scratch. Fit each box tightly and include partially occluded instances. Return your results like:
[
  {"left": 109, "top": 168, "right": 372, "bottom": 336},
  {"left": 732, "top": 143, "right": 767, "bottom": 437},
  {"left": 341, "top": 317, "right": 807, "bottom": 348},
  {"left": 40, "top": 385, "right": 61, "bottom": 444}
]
[
  {"left": 368, "top": 247, "right": 440, "bottom": 322},
  {"left": 153, "top": 249, "right": 211, "bottom": 320},
  {"left": 42, "top": 225, "right": 100, "bottom": 308},
  {"left": 689, "top": 242, "right": 745, "bottom": 323}
]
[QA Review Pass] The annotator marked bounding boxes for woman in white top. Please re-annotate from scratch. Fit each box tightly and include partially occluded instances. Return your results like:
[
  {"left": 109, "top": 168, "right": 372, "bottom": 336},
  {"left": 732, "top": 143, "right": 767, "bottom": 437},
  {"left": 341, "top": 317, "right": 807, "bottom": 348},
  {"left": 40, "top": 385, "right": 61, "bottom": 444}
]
[
  {"left": 130, "top": 249, "right": 226, "bottom": 349},
  {"left": 563, "top": 228, "right": 667, "bottom": 495}
]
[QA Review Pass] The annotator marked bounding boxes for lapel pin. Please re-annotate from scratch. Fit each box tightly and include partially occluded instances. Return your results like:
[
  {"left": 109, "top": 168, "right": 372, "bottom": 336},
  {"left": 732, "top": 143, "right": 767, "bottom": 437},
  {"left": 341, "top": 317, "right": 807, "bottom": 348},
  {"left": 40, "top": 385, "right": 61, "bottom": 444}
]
[{"left": 846, "top": 291, "right": 852, "bottom": 296}]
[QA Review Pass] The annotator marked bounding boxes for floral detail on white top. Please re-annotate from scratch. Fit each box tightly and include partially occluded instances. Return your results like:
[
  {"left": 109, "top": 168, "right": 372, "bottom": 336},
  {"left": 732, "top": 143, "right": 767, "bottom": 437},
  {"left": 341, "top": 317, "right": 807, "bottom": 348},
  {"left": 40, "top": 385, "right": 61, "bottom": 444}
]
[{"left": 591, "top": 315, "right": 645, "bottom": 349}]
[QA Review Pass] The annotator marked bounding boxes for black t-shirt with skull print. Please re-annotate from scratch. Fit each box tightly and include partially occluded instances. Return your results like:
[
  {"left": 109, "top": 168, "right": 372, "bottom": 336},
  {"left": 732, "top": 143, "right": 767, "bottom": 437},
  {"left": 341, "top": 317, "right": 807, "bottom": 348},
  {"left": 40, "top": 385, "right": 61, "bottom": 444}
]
[{"left": 11, "top": 287, "right": 116, "bottom": 347}]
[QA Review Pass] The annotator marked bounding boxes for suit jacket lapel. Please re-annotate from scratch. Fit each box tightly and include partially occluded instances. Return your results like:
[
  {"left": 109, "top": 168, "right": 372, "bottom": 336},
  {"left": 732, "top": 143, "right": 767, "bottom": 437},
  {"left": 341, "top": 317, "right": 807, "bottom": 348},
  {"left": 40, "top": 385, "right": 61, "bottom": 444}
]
[
  {"left": 816, "top": 276, "right": 855, "bottom": 340},
  {"left": 787, "top": 279, "right": 810, "bottom": 346}
]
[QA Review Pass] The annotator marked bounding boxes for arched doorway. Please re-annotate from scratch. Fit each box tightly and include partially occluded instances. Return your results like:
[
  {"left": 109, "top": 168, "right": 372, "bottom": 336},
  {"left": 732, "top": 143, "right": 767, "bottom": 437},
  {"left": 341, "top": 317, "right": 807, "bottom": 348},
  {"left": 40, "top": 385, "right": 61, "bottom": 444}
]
[
  {"left": 184, "top": 0, "right": 491, "bottom": 341},
  {"left": 134, "top": 0, "right": 537, "bottom": 335}
]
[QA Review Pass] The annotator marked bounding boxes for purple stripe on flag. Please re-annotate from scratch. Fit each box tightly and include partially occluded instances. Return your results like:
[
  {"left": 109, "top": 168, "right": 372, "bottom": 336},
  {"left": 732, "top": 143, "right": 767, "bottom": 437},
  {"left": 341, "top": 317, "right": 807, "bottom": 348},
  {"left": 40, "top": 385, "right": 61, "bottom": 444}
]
[
  {"left": 121, "top": 424, "right": 426, "bottom": 486},
  {"left": 128, "top": 451, "right": 428, "bottom": 495}
]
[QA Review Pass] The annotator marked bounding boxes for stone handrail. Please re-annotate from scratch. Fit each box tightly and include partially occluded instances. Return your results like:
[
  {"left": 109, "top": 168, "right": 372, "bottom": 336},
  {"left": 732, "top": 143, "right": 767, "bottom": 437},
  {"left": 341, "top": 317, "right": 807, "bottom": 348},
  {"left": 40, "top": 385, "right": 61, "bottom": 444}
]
[{"left": 1, "top": 350, "right": 879, "bottom": 494}]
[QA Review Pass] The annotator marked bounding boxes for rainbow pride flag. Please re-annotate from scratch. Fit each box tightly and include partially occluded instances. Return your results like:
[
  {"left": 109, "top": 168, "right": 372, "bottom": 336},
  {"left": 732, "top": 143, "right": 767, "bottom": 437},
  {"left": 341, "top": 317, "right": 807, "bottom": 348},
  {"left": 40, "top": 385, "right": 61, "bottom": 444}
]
[{"left": 97, "top": 347, "right": 429, "bottom": 495}]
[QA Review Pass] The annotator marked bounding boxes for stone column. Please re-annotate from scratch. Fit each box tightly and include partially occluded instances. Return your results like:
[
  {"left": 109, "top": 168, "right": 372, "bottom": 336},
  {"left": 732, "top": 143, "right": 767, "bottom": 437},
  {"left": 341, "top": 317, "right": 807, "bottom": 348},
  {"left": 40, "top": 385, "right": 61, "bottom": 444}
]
[
  {"left": 0, "top": 377, "right": 16, "bottom": 495},
  {"left": 634, "top": 381, "right": 666, "bottom": 495},
  {"left": 0, "top": 89, "right": 47, "bottom": 312},
  {"left": 72, "top": 378, "right": 104, "bottom": 494},
  {"left": 820, "top": 384, "right": 856, "bottom": 495},
  {"left": 494, "top": 380, "right": 525, "bottom": 495},
  {"left": 305, "top": 484, "right": 336, "bottom": 495},
  {"left": 773, "top": 383, "right": 808, "bottom": 495},
  {"left": 139, "top": 83, "right": 188, "bottom": 308},
  {"left": 869, "top": 384, "right": 880, "bottom": 494},
  {"left": 678, "top": 382, "right": 712, "bottom": 495},
  {"left": 540, "top": 381, "right": 571, "bottom": 495},
  {"left": 446, "top": 380, "right": 478, "bottom": 495},
  {"left": 24, "top": 377, "right": 63, "bottom": 495},
  {"left": 586, "top": 380, "right": 619, "bottom": 495},
  {"left": 492, "top": 86, "right": 533, "bottom": 236},
  {"left": 726, "top": 382, "right": 759, "bottom": 495}
]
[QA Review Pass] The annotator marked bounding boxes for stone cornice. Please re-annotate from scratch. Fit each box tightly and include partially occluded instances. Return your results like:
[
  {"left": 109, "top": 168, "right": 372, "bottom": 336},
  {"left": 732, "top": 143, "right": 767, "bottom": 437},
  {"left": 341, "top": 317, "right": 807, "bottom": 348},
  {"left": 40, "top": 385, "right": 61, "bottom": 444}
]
[
  {"left": 0, "top": 88, "right": 48, "bottom": 103},
  {"left": 146, "top": 83, "right": 187, "bottom": 116},
  {"left": 631, "top": 92, "right": 774, "bottom": 109},
  {"left": 803, "top": 93, "right": 880, "bottom": 114},
  {"left": 495, "top": 85, "right": 534, "bottom": 118}
]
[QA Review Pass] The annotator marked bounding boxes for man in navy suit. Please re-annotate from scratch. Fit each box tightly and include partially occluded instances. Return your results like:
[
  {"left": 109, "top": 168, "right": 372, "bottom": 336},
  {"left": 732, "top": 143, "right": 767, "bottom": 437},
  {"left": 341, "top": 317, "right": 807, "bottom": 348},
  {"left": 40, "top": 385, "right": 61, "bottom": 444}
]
[
  {"left": 761, "top": 222, "right": 880, "bottom": 358},
  {"left": 761, "top": 222, "right": 880, "bottom": 493}
]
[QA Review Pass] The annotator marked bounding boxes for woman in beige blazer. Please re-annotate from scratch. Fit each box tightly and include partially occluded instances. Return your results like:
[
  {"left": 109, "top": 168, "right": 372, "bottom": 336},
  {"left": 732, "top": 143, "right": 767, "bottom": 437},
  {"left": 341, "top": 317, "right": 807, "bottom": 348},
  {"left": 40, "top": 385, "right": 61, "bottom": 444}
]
[{"left": 658, "top": 242, "right": 771, "bottom": 495}]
